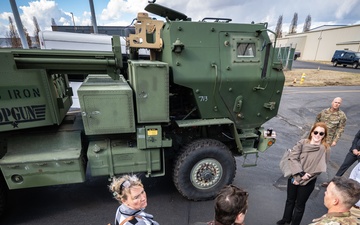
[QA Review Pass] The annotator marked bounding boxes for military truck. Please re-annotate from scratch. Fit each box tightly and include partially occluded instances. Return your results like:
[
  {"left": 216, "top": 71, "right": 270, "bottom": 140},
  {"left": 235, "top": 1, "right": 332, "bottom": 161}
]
[{"left": 0, "top": 3, "right": 284, "bottom": 216}]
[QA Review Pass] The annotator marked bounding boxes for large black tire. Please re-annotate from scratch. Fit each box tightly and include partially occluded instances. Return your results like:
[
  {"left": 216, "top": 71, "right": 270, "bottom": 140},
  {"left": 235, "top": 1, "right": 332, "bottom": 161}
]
[
  {"left": 332, "top": 61, "right": 338, "bottom": 67},
  {"left": 353, "top": 62, "right": 359, "bottom": 69},
  {"left": 0, "top": 174, "right": 7, "bottom": 218},
  {"left": 173, "top": 139, "right": 236, "bottom": 201}
]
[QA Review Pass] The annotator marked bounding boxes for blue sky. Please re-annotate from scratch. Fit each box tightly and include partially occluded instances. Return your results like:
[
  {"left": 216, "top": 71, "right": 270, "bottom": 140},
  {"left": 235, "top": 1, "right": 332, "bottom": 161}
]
[
  {"left": 0, "top": 0, "right": 148, "bottom": 37},
  {"left": 1, "top": 0, "right": 360, "bottom": 38},
  {"left": 0, "top": 0, "right": 107, "bottom": 16}
]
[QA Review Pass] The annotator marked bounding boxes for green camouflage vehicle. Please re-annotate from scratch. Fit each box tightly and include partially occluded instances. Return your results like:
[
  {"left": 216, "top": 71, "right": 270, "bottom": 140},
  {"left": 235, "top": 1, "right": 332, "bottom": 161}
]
[{"left": 0, "top": 3, "right": 284, "bottom": 216}]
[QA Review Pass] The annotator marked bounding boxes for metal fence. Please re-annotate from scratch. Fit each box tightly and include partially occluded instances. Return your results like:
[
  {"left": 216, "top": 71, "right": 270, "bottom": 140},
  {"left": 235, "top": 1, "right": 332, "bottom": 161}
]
[{"left": 275, "top": 47, "right": 296, "bottom": 70}]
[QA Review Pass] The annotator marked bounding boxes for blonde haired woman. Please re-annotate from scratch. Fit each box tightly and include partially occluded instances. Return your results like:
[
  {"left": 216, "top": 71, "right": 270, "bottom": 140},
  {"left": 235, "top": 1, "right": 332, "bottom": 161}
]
[{"left": 109, "top": 175, "right": 159, "bottom": 225}]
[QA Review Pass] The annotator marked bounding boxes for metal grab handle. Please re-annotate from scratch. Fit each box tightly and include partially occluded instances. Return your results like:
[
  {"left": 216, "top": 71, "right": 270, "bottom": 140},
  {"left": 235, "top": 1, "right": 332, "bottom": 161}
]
[
  {"left": 82, "top": 111, "right": 101, "bottom": 118},
  {"left": 202, "top": 17, "right": 232, "bottom": 23}
]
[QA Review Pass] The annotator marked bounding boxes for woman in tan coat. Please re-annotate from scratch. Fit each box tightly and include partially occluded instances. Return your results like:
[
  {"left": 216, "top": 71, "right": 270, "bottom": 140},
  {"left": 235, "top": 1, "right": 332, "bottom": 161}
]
[{"left": 277, "top": 122, "right": 330, "bottom": 225}]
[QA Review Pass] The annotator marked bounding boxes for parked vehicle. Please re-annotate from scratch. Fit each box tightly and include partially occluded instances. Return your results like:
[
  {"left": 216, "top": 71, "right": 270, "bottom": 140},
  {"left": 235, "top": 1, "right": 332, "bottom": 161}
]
[
  {"left": 331, "top": 50, "right": 360, "bottom": 68},
  {"left": 0, "top": 2, "right": 285, "bottom": 217},
  {"left": 294, "top": 51, "right": 301, "bottom": 60}
]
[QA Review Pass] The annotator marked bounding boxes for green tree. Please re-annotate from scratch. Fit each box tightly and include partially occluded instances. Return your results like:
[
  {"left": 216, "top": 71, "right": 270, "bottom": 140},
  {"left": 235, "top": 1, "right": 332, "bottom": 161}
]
[
  {"left": 6, "top": 16, "right": 22, "bottom": 48},
  {"left": 24, "top": 27, "right": 32, "bottom": 48},
  {"left": 275, "top": 15, "right": 283, "bottom": 38},
  {"left": 33, "top": 16, "right": 41, "bottom": 47},
  {"left": 303, "top": 15, "right": 311, "bottom": 32},
  {"left": 289, "top": 13, "right": 298, "bottom": 34}
]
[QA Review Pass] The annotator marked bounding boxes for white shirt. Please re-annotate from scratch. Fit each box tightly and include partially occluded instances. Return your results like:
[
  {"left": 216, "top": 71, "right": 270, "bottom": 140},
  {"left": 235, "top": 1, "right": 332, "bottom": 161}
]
[{"left": 349, "top": 162, "right": 360, "bottom": 207}]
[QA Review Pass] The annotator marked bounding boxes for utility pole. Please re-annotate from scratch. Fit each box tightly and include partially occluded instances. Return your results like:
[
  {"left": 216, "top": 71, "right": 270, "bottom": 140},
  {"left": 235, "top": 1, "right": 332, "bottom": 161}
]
[
  {"left": 9, "top": 0, "right": 29, "bottom": 48},
  {"left": 89, "top": 0, "right": 98, "bottom": 33},
  {"left": 70, "top": 12, "right": 76, "bottom": 31}
]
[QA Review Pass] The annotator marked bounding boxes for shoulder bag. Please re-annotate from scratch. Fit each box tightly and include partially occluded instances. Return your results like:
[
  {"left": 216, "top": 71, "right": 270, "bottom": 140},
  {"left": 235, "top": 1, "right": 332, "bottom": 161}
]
[{"left": 279, "top": 148, "right": 292, "bottom": 177}]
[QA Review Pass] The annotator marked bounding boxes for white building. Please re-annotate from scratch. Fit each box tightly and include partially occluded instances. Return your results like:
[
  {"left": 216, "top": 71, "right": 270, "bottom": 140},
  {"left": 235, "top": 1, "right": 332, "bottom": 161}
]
[{"left": 276, "top": 24, "right": 360, "bottom": 61}]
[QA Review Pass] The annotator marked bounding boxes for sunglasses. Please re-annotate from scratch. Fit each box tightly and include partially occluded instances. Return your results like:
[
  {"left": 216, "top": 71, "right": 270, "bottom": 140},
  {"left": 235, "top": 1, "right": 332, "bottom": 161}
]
[
  {"left": 120, "top": 180, "right": 131, "bottom": 193},
  {"left": 313, "top": 131, "right": 325, "bottom": 136}
]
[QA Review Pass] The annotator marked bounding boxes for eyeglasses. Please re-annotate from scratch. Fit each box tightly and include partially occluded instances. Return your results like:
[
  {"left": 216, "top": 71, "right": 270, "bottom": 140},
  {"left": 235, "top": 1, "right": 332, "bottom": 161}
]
[{"left": 313, "top": 131, "right": 325, "bottom": 136}]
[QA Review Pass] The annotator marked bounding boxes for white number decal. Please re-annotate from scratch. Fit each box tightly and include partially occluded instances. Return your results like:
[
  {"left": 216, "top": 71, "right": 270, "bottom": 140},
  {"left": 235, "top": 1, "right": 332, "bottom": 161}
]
[{"left": 198, "top": 96, "right": 208, "bottom": 102}]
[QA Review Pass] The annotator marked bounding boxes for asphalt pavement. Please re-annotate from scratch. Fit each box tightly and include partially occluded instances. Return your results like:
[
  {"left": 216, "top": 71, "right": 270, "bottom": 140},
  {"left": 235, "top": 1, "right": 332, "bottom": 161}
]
[
  {"left": 292, "top": 60, "right": 360, "bottom": 73},
  {"left": 1, "top": 86, "right": 360, "bottom": 225}
]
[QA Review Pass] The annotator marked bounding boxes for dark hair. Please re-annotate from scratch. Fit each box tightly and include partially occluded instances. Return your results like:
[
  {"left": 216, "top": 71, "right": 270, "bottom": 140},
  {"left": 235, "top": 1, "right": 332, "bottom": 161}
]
[
  {"left": 214, "top": 185, "right": 248, "bottom": 225},
  {"left": 307, "top": 122, "right": 330, "bottom": 149},
  {"left": 331, "top": 176, "right": 360, "bottom": 208}
]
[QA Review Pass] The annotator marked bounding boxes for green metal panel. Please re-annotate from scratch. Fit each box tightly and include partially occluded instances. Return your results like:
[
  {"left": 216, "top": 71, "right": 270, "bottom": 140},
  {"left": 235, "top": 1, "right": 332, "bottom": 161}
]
[
  {"left": 86, "top": 139, "right": 114, "bottom": 176},
  {"left": 159, "top": 20, "right": 285, "bottom": 129},
  {"left": 78, "top": 75, "right": 135, "bottom": 135},
  {"left": 4, "top": 36, "right": 122, "bottom": 80},
  {"left": 136, "top": 125, "right": 172, "bottom": 150},
  {"left": 0, "top": 131, "right": 85, "bottom": 189},
  {"left": 112, "top": 140, "right": 161, "bottom": 175},
  {"left": 87, "top": 139, "right": 161, "bottom": 177},
  {"left": 0, "top": 51, "right": 72, "bottom": 132},
  {"left": 175, "top": 118, "right": 234, "bottom": 127},
  {"left": 128, "top": 60, "right": 169, "bottom": 123},
  {"left": 218, "top": 32, "right": 284, "bottom": 129},
  {"left": 144, "top": 125, "right": 162, "bottom": 148},
  {"left": 0, "top": 39, "right": 123, "bottom": 132}
]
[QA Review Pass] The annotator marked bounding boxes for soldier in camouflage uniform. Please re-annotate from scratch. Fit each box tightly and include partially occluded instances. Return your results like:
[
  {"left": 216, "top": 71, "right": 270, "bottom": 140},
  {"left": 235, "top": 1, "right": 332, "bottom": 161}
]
[
  {"left": 309, "top": 177, "right": 360, "bottom": 225},
  {"left": 316, "top": 97, "right": 347, "bottom": 187},
  {"left": 349, "top": 162, "right": 360, "bottom": 219},
  {"left": 316, "top": 97, "right": 347, "bottom": 147}
]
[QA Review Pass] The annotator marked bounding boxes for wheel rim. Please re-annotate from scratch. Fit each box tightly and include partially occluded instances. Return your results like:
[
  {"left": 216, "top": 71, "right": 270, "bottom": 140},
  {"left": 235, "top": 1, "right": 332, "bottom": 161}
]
[{"left": 190, "top": 158, "right": 223, "bottom": 189}]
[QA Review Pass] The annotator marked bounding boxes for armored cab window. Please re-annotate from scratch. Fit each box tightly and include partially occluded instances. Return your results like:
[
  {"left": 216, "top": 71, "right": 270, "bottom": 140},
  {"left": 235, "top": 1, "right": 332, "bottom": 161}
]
[
  {"left": 237, "top": 43, "right": 256, "bottom": 57},
  {"left": 227, "top": 35, "right": 260, "bottom": 64}
]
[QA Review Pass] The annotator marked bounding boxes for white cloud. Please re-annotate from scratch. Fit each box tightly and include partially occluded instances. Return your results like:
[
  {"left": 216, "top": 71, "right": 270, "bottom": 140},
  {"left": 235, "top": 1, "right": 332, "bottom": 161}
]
[
  {"left": 0, "top": 0, "right": 359, "bottom": 38},
  {"left": 100, "top": 0, "right": 147, "bottom": 22},
  {"left": 335, "top": 0, "right": 359, "bottom": 19},
  {"left": 0, "top": 12, "right": 13, "bottom": 21},
  {"left": 0, "top": 12, "right": 12, "bottom": 37},
  {"left": 19, "top": 0, "right": 68, "bottom": 34}
]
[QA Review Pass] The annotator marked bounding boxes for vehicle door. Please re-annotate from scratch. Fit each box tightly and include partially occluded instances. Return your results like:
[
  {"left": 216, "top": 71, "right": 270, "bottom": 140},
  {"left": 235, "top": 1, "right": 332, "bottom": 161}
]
[{"left": 342, "top": 52, "right": 353, "bottom": 64}]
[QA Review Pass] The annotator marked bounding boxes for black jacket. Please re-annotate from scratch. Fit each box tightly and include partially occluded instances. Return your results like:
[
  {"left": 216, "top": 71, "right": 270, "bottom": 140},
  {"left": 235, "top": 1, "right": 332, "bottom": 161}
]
[{"left": 349, "top": 130, "right": 360, "bottom": 152}]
